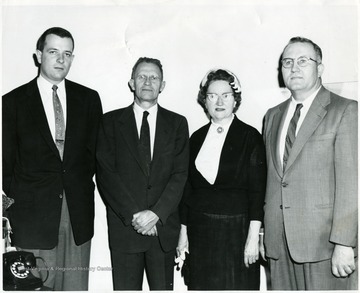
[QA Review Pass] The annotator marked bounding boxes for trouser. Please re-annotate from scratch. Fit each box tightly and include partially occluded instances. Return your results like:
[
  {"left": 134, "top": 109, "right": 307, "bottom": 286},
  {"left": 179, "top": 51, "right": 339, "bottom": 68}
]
[
  {"left": 21, "top": 195, "right": 91, "bottom": 291},
  {"left": 269, "top": 227, "right": 358, "bottom": 290},
  {"left": 110, "top": 236, "right": 175, "bottom": 290}
]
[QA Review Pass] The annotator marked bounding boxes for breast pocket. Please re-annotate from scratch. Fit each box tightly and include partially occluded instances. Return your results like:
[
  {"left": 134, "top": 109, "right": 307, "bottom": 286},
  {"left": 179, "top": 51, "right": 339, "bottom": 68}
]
[
  {"left": 308, "top": 133, "right": 335, "bottom": 142},
  {"left": 306, "top": 133, "right": 335, "bottom": 157}
]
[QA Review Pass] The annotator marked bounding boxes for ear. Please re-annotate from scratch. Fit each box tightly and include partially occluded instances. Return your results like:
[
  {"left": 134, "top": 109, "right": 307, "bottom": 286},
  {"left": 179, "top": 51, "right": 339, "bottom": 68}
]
[
  {"left": 128, "top": 79, "right": 135, "bottom": 91},
  {"left": 159, "top": 81, "right": 166, "bottom": 93},
  {"left": 35, "top": 50, "right": 42, "bottom": 64},
  {"left": 317, "top": 63, "right": 324, "bottom": 77},
  {"left": 204, "top": 104, "right": 209, "bottom": 114}
]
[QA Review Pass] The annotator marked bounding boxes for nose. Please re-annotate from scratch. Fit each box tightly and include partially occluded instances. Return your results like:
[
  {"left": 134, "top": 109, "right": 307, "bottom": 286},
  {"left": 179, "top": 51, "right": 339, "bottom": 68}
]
[
  {"left": 290, "top": 62, "right": 300, "bottom": 72},
  {"left": 216, "top": 96, "right": 224, "bottom": 106},
  {"left": 144, "top": 76, "right": 151, "bottom": 85},
  {"left": 57, "top": 53, "right": 65, "bottom": 64}
]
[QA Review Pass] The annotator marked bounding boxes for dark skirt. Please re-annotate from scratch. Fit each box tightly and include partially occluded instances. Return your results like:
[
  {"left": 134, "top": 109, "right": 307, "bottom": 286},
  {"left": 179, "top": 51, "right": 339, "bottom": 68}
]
[{"left": 187, "top": 208, "right": 260, "bottom": 290}]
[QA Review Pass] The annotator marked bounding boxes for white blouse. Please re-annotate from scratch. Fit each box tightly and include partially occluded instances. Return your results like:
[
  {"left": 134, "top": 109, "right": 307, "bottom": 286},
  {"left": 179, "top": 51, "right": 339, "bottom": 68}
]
[{"left": 195, "top": 116, "right": 234, "bottom": 184}]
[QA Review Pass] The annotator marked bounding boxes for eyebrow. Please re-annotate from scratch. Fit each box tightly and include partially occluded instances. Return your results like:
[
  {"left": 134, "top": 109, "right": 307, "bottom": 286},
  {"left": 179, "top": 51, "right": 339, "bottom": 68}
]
[
  {"left": 137, "top": 73, "right": 159, "bottom": 76},
  {"left": 283, "top": 55, "right": 308, "bottom": 59},
  {"left": 46, "top": 48, "right": 73, "bottom": 53}
]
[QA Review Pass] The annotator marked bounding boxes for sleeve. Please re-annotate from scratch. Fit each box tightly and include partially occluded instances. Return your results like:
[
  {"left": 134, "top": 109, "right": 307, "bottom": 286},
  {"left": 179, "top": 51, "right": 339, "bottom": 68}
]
[
  {"left": 179, "top": 180, "right": 192, "bottom": 226},
  {"left": 2, "top": 93, "right": 17, "bottom": 196},
  {"left": 247, "top": 129, "right": 267, "bottom": 222},
  {"left": 151, "top": 117, "right": 190, "bottom": 224},
  {"left": 88, "top": 92, "right": 103, "bottom": 174},
  {"left": 330, "top": 100, "right": 358, "bottom": 247}
]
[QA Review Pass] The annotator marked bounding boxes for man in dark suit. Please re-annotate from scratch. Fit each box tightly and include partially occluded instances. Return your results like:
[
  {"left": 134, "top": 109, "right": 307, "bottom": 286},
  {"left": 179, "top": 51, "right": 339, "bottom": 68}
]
[
  {"left": 263, "top": 37, "right": 357, "bottom": 290},
  {"left": 2, "top": 27, "right": 103, "bottom": 290},
  {"left": 96, "top": 57, "right": 189, "bottom": 290}
]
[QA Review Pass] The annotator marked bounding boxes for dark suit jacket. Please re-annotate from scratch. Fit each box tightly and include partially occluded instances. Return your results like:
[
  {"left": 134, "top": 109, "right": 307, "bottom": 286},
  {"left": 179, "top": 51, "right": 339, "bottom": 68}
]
[
  {"left": 96, "top": 104, "right": 189, "bottom": 253},
  {"left": 180, "top": 116, "right": 266, "bottom": 223},
  {"left": 263, "top": 86, "right": 358, "bottom": 262},
  {"left": 2, "top": 78, "right": 103, "bottom": 249}
]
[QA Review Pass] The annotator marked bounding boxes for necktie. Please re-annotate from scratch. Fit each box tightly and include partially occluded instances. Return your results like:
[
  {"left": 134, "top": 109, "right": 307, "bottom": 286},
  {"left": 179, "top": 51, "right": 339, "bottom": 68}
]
[
  {"left": 52, "top": 85, "right": 65, "bottom": 160},
  {"left": 283, "top": 103, "right": 303, "bottom": 171},
  {"left": 139, "top": 111, "right": 151, "bottom": 174}
]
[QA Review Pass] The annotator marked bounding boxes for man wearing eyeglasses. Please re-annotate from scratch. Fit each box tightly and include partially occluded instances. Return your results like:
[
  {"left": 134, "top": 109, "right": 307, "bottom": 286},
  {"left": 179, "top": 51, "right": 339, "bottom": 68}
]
[
  {"left": 96, "top": 57, "right": 189, "bottom": 290},
  {"left": 263, "top": 37, "right": 357, "bottom": 290}
]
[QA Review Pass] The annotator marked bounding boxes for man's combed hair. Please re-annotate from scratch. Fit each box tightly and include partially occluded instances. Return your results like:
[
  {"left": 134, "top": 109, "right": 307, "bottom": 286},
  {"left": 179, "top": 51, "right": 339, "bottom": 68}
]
[
  {"left": 285, "top": 36, "right": 322, "bottom": 62},
  {"left": 131, "top": 57, "right": 163, "bottom": 80},
  {"left": 36, "top": 27, "right": 74, "bottom": 52}
]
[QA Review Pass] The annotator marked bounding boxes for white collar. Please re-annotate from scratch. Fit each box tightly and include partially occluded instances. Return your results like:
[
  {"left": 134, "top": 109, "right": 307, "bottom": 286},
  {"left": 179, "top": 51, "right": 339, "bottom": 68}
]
[
  {"left": 37, "top": 74, "right": 66, "bottom": 98},
  {"left": 291, "top": 86, "right": 321, "bottom": 108},
  {"left": 210, "top": 114, "right": 234, "bottom": 132},
  {"left": 133, "top": 102, "right": 158, "bottom": 117}
]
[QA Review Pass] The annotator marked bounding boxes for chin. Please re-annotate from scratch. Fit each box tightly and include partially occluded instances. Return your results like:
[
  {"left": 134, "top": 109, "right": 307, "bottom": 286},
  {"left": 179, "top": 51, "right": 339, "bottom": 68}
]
[
  {"left": 287, "top": 83, "right": 304, "bottom": 90},
  {"left": 143, "top": 97, "right": 156, "bottom": 102},
  {"left": 289, "top": 87, "right": 305, "bottom": 92},
  {"left": 140, "top": 94, "right": 155, "bottom": 100},
  {"left": 213, "top": 115, "right": 225, "bottom": 121}
]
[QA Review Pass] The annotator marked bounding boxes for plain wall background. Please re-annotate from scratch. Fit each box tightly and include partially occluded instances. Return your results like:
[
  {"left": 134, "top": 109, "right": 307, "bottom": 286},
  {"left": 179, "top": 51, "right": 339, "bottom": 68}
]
[{"left": 2, "top": 0, "right": 358, "bottom": 291}]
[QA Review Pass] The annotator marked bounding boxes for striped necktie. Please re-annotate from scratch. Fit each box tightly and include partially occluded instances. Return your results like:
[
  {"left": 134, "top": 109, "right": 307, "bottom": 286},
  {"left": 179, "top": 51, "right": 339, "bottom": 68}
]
[
  {"left": 52, "top": 85, "right": 65, "bottom": 160},
  {"left": 283, "top": 103, "right": 303, "bottom": 171}
]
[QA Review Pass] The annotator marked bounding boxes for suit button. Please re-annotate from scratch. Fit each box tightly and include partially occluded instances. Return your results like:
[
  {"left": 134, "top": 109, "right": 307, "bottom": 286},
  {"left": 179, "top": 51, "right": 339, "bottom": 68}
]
[
  {"left": 147, "top": 185, "right": 152, "bottom": 190},
  {"left": 281, "top": 182, "right": 288, "bottom": 187},
  {"left": 59, "top": 194, "right": 63, "bottom": 199},
  {"left": 280, "top": 205, "right": 283, "bottom": 209},
  {"left": 62, "top": 169, "right": 66, "bottom": 173}
]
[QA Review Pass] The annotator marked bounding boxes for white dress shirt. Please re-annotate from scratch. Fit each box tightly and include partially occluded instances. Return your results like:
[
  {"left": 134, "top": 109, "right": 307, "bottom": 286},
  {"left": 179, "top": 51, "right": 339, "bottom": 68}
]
[
  {"left": 133, "top": 102, "right": 158, "bottom": 159},
  {"left": 195, "top": 115, "right": 234, "bottom": 184},
  {"left": 279, "top": 87, "right": 321, "bottom": 167},
  {"left": 37, "top": 75, "right": 67, "bottom": 141}
]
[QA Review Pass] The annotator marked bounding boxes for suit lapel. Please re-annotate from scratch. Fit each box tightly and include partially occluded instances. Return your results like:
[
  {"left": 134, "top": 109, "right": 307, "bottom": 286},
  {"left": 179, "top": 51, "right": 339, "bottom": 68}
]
[
  {"left": 26, "top": 78, "right": 61, "bottom": 159},
  {"left": 117, "top": 105, "right": 148, "bottom": 176},
  {"left": 63, "top": 80, "right": 80, "bottom": 162},
  {"left": 284, "top": 87, "right": 330, "bottom": 172},
  {"left": 270, "top": 100, "right": 290, "bottom": 177}
]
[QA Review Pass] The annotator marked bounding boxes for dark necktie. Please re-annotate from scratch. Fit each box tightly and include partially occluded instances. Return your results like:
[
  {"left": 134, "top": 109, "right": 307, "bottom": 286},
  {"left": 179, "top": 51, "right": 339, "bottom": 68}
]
[
  {"left": 140, "top": 111, "right": 151, "bottom": 174},
  {"left": 52, "top": 85, "right": 65, "bottom": 160},
  {"left": 283, "top": 103, "right": 303, "bottom": 171}
]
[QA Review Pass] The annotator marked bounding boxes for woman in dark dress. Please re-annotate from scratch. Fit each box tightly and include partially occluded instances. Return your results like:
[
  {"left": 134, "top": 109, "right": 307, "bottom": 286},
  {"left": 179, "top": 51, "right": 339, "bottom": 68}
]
[{"left": 177, "top": 69, "right": 266, "bottom": 290}]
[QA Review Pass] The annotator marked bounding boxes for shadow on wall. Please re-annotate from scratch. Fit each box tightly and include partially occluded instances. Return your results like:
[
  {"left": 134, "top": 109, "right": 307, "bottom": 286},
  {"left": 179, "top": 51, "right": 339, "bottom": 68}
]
[
  {"left": 277, "top": 53, "right": 286, "bottom": 89},
  {"left": 32, "top": 53, "right": 41, "bottom": 77}
]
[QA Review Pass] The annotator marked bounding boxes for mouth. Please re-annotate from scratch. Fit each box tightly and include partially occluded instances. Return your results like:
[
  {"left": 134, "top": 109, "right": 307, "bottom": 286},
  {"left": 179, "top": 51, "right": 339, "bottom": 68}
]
[
  {"left": 215, "top": 108, "right": 225, "bottom": 112},
  {"left": 141, "top": 88, "right": 153, "bottom": 93},
  {"left": 54, "top": 67, "right": 64, "bottom": 70}
]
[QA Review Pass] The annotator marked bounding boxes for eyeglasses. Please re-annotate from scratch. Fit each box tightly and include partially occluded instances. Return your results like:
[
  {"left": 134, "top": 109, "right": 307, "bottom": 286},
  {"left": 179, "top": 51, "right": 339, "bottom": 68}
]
[
  {"left": 206, "top": 93, "right": 234, "bottom": 102},
  {"left": 136, "top": 75, "right": 161, "bottom": 82},
  {"left": 281, "top": 56, "right": 319, "bottom": 68}
]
